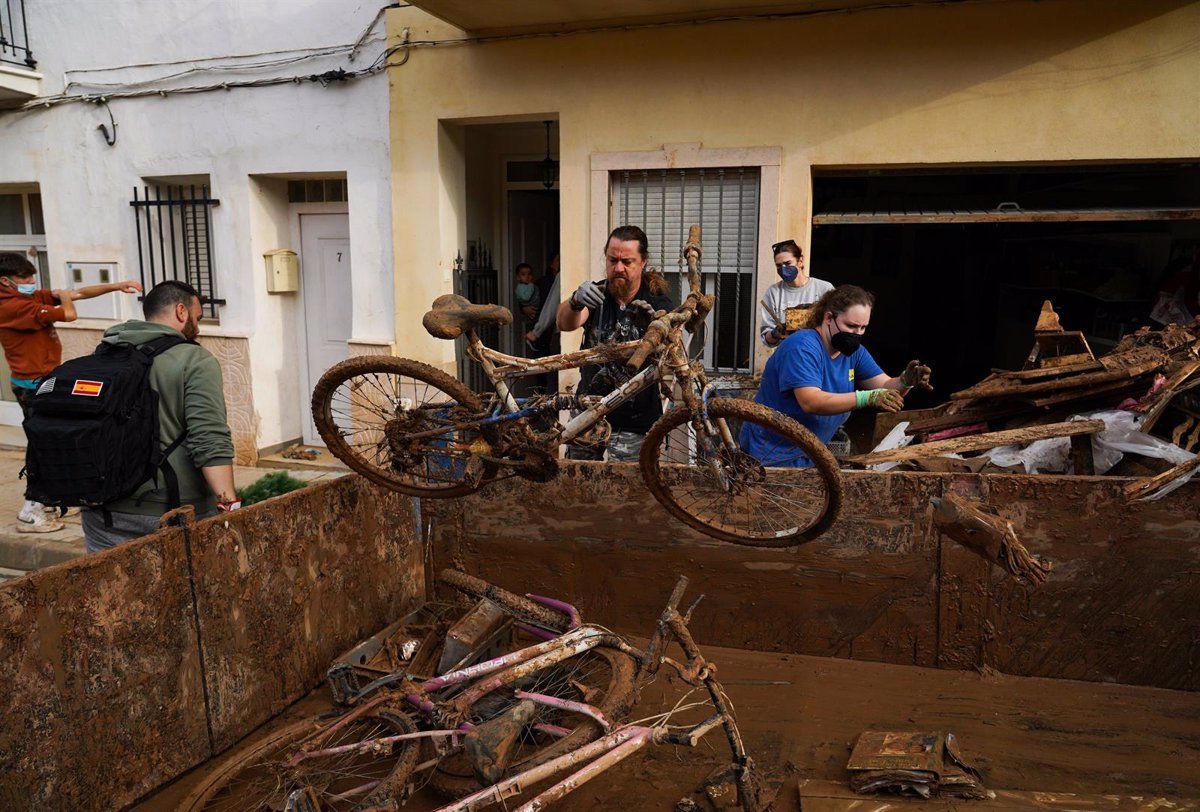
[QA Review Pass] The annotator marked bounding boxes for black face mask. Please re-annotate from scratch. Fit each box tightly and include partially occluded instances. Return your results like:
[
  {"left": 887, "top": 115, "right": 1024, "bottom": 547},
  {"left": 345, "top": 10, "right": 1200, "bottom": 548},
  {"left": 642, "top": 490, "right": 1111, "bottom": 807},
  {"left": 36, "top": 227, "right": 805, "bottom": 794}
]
[{"left": 828, "top": 317, "right": 863, "bottom": 355}]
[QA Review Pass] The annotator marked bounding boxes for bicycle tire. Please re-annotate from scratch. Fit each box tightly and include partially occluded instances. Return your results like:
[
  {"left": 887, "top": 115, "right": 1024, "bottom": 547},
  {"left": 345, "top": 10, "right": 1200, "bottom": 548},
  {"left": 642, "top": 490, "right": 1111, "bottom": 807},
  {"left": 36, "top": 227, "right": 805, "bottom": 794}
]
[
  {"left": 311, "top": 356, "right": 491, "bottom": 497},
  {"left": 180, "top": 706, "right": 420, "bottom": 811},
  {"left": 427, "top": 645, "right": 638, "bottom": 799},
  {"left": 640, "top": 398, "right": 842, "bottom": 547},
  {"left": 439, "top": 568, "right": 570, "bottom": 632}
]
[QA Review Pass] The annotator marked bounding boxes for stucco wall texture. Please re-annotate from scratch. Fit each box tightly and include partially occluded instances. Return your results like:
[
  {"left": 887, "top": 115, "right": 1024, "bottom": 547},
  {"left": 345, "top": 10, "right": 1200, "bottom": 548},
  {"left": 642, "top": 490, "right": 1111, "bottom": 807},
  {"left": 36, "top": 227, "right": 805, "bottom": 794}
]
[{"left": 385, "top": 0, "right": 1200, "bottom": 370}]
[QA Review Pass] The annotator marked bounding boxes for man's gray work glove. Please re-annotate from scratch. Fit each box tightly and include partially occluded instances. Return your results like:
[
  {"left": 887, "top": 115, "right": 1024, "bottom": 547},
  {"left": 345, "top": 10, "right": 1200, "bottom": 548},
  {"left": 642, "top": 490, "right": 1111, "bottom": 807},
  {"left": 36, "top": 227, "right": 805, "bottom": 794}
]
[{"left": 569, "top": 280, "right": 606, "bottom": 312}]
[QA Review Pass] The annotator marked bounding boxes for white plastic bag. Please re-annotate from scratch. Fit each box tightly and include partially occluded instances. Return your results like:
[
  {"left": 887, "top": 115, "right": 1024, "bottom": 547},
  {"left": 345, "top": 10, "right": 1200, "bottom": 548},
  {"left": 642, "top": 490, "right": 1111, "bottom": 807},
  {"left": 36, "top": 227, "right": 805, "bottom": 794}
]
[{"left": 867, "top": 421, "right": 914, "bottom": 472}]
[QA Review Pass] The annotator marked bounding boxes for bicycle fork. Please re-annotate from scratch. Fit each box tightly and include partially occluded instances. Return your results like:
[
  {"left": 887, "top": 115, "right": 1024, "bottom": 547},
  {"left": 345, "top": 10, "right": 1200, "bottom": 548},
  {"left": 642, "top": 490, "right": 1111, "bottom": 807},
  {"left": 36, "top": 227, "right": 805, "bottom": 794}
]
[{"left": 693, "top": 382, "right": 741, "bottom": 494}]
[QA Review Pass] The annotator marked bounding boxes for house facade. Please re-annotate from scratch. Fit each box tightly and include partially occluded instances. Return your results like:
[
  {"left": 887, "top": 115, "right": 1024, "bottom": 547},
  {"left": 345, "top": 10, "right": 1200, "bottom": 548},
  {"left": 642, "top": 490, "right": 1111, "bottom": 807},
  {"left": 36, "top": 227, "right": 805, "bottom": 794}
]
[
  {"left": 0, "top": 0, "right": 397, "bottom": 462},
  {"left": 388, "top": 0, "right": 1200, "bottom": 395}
]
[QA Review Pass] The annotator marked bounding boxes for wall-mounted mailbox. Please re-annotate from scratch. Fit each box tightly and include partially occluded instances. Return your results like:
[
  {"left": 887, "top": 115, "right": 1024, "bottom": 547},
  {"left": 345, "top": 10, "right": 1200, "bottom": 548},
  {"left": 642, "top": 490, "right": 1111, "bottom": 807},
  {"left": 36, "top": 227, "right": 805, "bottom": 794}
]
[
  {"left": 66, "top": 262, "right": 120, "bottom": 319},
  {"left": 264, "top": 249, "right": 299, "bottom": 293}
]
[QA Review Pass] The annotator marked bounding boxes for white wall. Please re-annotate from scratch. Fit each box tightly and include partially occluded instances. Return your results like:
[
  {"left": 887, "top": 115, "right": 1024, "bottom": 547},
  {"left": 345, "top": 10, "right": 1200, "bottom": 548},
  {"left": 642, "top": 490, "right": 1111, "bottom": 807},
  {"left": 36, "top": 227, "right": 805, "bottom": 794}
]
[{"left": 0, "top": 0, "right": 395, "bottom": 448}]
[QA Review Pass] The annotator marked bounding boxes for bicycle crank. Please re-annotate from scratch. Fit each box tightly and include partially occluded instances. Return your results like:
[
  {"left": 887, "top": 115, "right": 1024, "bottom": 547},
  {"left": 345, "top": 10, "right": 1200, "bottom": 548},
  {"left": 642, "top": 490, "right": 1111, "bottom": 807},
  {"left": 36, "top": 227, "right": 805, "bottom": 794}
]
[{"left": 483, "top": 443, "right": 559, "bottom": 483}]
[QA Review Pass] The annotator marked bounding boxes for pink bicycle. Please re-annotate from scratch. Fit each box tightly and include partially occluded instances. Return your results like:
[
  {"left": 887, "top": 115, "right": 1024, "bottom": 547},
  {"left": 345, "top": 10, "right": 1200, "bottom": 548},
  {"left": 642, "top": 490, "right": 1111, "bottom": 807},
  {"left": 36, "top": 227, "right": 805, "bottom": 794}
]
[{"left": 183, "top": 572, "right": 763, "bottom": 811}]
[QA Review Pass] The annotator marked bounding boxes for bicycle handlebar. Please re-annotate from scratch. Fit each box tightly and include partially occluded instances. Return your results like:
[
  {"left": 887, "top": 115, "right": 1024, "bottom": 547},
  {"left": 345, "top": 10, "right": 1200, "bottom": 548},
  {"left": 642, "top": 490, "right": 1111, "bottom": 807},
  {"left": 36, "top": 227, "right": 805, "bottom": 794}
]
[{"left": 627, "top": 322, "right": 667, "bottom": 371}]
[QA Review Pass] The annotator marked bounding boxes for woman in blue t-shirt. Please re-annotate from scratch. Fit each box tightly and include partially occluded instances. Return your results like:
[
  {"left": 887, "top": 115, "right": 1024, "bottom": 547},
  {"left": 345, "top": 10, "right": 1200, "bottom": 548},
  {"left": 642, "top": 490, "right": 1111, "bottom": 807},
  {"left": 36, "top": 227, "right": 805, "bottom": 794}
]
[{"left": 741, "top": 284, "right": 931, "bottom": 466}]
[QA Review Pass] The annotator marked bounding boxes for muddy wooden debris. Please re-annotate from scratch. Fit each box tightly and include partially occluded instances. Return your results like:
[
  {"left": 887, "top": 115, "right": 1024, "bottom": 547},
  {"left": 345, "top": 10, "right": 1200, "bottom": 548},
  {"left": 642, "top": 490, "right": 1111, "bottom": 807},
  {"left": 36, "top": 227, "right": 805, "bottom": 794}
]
[
  {"left": 849, "top": 420, "right": 1104, "bottom": 467},
  {"left": 884, "top": 302, "right": 1200, "bottom": 481}
]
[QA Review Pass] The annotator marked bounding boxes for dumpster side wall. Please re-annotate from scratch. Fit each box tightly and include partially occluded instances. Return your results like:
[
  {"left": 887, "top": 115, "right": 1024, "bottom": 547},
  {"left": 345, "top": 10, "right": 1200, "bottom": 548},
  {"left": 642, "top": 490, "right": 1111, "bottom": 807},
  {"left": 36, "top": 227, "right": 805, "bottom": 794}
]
[
  {"left": 425, "top": 463, "right": 1200, "bottom": 692},
  {"left": 0, "top": 477, "right": 420, "bottom": 811}
]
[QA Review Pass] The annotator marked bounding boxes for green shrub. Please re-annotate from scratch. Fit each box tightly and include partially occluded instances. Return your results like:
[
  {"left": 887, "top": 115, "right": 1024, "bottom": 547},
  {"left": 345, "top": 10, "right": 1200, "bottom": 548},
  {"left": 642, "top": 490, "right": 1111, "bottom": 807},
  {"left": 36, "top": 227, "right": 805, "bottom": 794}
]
[{"left": 236, "top": 471, "right": 310, "bottom": 506}]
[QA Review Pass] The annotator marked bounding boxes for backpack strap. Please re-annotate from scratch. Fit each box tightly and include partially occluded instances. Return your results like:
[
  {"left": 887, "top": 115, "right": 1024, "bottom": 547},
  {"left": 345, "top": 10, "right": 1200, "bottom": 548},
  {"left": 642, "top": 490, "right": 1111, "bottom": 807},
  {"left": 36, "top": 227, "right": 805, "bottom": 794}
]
[
  {"left": 140, "top": 334, "right": 195, "bottom": 358},
  {"left": 157, "top": 430, "right": 188, "bottom": 510},
  {"left": 140, "top": 332, "right": 196, "bottom": 510}
]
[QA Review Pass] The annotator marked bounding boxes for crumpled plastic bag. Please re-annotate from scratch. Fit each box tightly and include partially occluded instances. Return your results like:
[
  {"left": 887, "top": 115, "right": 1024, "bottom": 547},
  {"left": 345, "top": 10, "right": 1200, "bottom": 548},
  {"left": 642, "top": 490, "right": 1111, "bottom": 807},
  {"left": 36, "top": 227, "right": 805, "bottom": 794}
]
[
  {"left": 984, "top": 410, "right": 1196, "bottom": 493},
  {"left": 866, "top": 411, "right": 1199, "bottom": 497},
  {"left": 868, "top": 421, "right": 918, "bottom": 472}
]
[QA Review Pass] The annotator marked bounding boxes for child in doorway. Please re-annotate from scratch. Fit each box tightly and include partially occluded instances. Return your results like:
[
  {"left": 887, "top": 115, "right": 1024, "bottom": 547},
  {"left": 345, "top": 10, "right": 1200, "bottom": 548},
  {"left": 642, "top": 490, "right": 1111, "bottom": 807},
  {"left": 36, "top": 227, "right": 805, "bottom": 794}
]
[{"left": 515, "top": 262, "right": 542, "bottom": 324}]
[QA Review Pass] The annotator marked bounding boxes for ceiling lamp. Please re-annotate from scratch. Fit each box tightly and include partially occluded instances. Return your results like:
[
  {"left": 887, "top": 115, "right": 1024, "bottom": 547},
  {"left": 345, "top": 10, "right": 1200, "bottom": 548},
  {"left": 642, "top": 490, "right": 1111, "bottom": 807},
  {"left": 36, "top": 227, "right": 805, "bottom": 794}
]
[{"left": 540, "top": 120, "right": 558, "bottom": 190}]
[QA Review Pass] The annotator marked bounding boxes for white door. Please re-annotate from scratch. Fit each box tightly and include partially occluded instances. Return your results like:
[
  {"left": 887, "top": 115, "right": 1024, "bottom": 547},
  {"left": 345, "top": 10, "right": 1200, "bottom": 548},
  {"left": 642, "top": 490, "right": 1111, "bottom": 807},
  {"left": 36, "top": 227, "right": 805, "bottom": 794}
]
[{"left": 300, "top": 213, "right": 353, "bottom": 445}]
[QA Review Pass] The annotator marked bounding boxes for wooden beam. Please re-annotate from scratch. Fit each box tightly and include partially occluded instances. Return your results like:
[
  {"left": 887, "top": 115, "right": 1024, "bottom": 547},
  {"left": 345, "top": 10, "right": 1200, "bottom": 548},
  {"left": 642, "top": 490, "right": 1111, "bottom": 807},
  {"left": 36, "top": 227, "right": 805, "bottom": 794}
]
[
  {"left": 813, "top": 207, "right": 1200, "bottom": 225},
  {"left": 951, "top": 355, "right": 1162, "bottom": 400},
  {"left": 1124, "top": 454, "right": 1200, "bottom": 502},
  {"left": 847, "top": 420, "right": 1105, "bottom": 466},
  {"left": 990, "top": 359, "right": 1104, "bottom": 381},
  {"left": 905, "top": 403, "right": 1034, "bottom": 435},
  {"left": 1137, "top": 359, "right": 1200, "bottom": 434}
]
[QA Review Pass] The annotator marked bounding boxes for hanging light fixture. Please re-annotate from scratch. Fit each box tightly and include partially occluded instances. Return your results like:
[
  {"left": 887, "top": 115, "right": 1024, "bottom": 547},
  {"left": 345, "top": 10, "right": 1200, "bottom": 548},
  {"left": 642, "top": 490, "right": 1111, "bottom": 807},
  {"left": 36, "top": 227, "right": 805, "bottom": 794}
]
[{"left": 539, "top": 120, "right": 558, "bottom": 190}]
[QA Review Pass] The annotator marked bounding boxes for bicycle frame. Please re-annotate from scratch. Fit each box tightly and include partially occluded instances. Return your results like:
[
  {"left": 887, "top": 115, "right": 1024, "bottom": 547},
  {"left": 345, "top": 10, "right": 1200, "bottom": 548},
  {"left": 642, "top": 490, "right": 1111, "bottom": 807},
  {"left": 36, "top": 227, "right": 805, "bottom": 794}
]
[
  {"left": 289, "top": 577, "right": 764, "bottom": 812},
  {"left": 439, "top": 715, "right": 729, "bottom": 812},
  {"left": 292, "top": 624, "right": 639, "bottom": 763},
  {"left": 462, "top": 328, "right": 672, "bottom": 447},
  {"left": 436, "top": 574, "right": 763, "bottom": 812}
]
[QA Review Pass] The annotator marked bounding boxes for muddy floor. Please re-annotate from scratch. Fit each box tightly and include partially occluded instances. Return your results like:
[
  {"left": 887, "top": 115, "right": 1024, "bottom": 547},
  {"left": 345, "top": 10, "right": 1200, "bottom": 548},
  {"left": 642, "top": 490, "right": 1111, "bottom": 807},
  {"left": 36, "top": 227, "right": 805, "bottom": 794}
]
[{"left": 140, "top": 638, "right": 1200, "bottom": 811}]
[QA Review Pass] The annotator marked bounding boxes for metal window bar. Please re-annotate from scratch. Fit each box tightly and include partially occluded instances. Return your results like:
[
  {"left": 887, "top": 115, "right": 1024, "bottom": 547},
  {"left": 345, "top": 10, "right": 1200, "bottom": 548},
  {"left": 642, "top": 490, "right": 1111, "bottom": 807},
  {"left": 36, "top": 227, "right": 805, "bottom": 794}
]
[
  {"left": 130, "top": 184, "right": 225, "bottom": 319},
  {"left": 453, "top": 267, "right": 499, "bottom": 393},
  {"left": 0, "top": 0, "right": 36, "bottom": 68},
  {"left": 612, "top": 167, "right": 758, "bottom": 373}
]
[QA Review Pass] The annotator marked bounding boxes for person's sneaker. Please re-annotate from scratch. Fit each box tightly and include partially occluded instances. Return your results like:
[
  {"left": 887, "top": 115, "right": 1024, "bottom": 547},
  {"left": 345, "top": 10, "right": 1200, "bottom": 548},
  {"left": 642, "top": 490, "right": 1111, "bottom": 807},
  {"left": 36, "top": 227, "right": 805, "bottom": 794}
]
[
  {"left": 44, "top": 506, "right": 80, "bottom": 518},
  {"left": 17, "top": 506, "right": 39, "bottom": 524},
  {"left": 17, "top": 512, "right": 65, "bottom": 533}
]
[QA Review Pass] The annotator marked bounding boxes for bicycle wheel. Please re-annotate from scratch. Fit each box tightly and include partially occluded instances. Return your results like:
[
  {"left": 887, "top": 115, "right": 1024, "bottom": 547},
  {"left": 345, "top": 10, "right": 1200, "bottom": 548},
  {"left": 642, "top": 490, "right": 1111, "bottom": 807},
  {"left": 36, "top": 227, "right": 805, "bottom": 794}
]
[
  {"left": 181, "top": 706, "right": 420, "bottom": 811},
  {"left": 640, "top": 398, "right": 842, "bottom": 547},
  {"left": 428, "top": 646, "right": 638, "bottom": 799},
  {"left": 439, "top": 568, "right": 570, "bottom": 632},
  {"left": 312, "top": 356, "right": 492, "bottom": 497}
]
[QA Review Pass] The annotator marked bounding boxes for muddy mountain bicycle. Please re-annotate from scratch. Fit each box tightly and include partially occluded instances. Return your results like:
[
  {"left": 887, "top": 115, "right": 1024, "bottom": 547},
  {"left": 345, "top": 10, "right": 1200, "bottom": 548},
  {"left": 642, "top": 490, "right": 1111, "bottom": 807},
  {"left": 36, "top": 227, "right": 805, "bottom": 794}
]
[
  {"left": 312, "top": 226, "right": 841, "bottom": 547},
  {"left": 183, "top": 571, "right": 765, "bottom": 811}
]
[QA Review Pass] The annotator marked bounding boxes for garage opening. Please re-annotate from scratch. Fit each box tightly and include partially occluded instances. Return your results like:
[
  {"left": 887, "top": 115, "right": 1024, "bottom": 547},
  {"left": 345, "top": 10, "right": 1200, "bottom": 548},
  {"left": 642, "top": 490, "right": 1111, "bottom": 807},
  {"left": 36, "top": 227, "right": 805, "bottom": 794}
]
[{"left": 810, "top": 163, "right": 1200, "bottom": 424}]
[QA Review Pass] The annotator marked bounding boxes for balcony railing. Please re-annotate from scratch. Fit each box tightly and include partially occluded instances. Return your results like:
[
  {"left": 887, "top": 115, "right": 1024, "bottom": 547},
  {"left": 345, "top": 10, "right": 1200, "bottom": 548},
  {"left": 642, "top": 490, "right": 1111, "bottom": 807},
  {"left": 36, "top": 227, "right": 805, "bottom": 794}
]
[{"left": 0, "top": 0, "right": 35, "bottom": 69}]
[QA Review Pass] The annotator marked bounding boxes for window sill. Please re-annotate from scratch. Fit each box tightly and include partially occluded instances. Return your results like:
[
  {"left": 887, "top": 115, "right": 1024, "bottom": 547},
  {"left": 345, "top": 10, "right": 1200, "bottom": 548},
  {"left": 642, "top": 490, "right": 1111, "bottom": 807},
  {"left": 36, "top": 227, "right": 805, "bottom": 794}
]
[{"left": 58, "top": 319, "right": 248, "bottom": 339}]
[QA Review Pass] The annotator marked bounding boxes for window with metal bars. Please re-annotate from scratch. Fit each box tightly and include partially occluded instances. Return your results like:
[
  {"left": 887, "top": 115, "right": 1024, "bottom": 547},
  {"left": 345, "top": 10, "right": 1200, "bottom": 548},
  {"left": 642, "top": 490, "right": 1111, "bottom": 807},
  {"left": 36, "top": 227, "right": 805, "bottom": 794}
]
[
  {"left": 130, "top": 183, "right": 225, "bottom": 319},
  {"left": 0, "top": 0, "right": 36, "bottom": 69},
  {"left": 610, "top": 167, "right": 759, "bottom": 373}
]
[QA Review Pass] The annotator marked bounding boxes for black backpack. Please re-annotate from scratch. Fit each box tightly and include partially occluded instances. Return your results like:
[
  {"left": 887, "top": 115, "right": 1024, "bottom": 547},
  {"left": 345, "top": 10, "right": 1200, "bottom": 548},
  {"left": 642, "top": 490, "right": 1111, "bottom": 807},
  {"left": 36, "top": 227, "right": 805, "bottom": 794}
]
[{"left": 22, "top": 335, "right": 192, "bottom": 508}]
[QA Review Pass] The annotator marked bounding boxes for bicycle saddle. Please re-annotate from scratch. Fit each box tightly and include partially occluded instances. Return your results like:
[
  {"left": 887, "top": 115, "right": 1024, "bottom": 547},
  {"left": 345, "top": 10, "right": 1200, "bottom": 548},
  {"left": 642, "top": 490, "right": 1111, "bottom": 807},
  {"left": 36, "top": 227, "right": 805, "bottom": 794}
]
[{"left": 423, "top": 294, "right": 513, "bottom": 339}]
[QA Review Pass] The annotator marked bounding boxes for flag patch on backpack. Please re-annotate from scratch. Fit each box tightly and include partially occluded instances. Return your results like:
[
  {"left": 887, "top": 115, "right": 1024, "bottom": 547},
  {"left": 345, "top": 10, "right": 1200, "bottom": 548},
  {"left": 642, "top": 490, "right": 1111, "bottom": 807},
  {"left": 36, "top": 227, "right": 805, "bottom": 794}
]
[
  {"left": 71, "top": 379, "right": 104, "bottom": 397},
  {"left": 22, "top": 335, "right": 192, "bottom": 508}
]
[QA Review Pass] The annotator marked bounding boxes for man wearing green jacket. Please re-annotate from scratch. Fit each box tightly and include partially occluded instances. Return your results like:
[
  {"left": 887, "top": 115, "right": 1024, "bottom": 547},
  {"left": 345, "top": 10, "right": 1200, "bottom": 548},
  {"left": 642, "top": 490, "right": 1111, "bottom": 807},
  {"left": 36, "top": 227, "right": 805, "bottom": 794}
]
[{"left": 82, "top": 280, "right": 238, "bottom": 553}]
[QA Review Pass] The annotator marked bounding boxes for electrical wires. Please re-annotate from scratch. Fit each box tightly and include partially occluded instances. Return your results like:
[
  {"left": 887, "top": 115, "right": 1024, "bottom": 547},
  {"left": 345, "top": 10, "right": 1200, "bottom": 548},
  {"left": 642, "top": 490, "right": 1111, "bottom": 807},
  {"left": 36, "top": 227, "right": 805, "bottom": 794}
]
[{"left": 13, "top": 4, "right": 411, "bottom": 112}]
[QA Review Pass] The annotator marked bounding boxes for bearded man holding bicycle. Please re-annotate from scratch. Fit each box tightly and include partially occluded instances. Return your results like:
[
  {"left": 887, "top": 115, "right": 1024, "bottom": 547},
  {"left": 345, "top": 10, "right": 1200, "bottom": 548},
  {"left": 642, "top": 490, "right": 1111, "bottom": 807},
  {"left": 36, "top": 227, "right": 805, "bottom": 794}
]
[{"left": 557, "top": 225, "right": 675, "bottom": 461}]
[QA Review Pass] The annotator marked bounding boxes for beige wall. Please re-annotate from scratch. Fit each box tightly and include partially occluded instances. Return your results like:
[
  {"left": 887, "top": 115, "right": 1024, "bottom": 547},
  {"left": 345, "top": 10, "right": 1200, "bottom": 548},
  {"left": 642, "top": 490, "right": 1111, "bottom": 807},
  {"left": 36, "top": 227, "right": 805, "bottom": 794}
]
[
  {"left": 58, "top": 326, "right": 259, "bottom": 465},
  {"left": 388, "top": 0, "right": 1200, "bottom": 372}
]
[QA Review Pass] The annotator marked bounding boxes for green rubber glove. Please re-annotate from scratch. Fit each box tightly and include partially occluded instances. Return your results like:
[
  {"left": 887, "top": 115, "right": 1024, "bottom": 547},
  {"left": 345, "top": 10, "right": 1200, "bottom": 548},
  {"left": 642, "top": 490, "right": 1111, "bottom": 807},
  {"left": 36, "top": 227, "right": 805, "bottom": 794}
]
[{"left": 855, "top": 388, "right": 905, "bottom": 412}]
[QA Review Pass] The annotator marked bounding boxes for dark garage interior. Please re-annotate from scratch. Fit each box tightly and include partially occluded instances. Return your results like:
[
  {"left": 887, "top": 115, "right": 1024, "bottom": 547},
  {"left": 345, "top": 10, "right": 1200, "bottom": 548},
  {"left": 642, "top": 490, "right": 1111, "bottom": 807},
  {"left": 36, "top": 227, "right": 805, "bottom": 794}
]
[{"left": 810, "top": 162, "right": 1200, "bottom": 419}]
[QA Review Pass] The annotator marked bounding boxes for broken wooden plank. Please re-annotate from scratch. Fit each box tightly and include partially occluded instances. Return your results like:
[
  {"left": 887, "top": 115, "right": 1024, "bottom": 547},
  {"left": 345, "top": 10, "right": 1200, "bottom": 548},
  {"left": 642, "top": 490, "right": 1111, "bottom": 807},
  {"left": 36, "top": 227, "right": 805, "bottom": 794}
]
[
  {"left": 848, "top": 420, "right": 1105, "bottom": 466},
  {"left": 1039, "top": 352, "right": 1096, "bottom": 370},
  {"left": 1035, "top": 300, "right": 1062, "bottom": 332},
  {"left": 905, "top": 403, "right": 1035, "bottom": 435},
  {"left": 990, "top": 359, "right": 1104, "bottom": 381},
  {"left": 1137, "top": 359, "right": 1200, "bottom": 433},
  {"left": 1023, "top": 378, "right": 1142, "bottom": 408},
  {"left": 1098, "top": 345, "right": 1165, "bottom": 371},
  {"left": 932, "top": 493, "right": 1052, "bottom": 585},
  {"left": 1124, "top": 454, "right": 1200, "bottom": 502},
  {"left": 1069, "top": 433, "right": 1095, "bottom": 475},
  {"left": 951, "top": 356, "right": 1163, "bottom": 400}
]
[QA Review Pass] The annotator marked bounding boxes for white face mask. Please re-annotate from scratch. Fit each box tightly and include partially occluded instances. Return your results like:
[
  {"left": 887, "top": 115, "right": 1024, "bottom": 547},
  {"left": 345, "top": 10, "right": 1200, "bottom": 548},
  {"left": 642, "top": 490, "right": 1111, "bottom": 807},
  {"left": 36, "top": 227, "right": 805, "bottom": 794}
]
[{"left": 15, "top": 283, "right": 37, "bottom": 295}]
